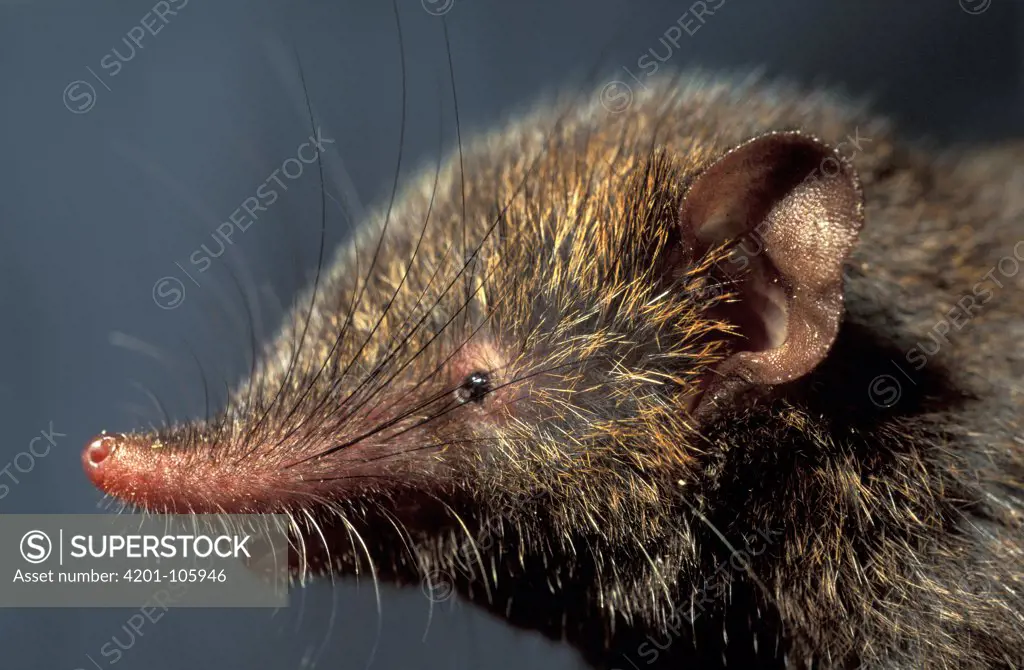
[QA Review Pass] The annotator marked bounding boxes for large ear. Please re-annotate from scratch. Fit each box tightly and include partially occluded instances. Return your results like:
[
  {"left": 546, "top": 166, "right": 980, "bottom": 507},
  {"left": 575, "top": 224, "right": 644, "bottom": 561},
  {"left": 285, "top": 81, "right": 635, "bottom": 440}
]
[{"left": 678, "top": 131, "right": 864, "bottom": 418}]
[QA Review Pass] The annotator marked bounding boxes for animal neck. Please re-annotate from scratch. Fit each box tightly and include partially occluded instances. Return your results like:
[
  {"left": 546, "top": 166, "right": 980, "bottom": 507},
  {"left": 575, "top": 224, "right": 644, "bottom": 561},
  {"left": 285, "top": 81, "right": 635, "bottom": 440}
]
[{"left": 455, "top": 520, "right": 790, "bottom": 669}]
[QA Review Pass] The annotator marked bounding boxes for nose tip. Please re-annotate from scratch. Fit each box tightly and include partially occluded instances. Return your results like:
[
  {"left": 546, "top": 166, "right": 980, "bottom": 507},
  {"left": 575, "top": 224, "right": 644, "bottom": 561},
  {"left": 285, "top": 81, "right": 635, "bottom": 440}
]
[{"left": 83, "top": 434, "right": 117, "bottom": 481}]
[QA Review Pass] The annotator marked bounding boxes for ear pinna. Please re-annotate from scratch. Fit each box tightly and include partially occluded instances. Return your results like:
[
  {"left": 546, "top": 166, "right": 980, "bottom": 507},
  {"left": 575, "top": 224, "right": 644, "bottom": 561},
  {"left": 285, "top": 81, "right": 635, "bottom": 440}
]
[{"left": 678, "top": 131, "right": 864, "bottom": 417}]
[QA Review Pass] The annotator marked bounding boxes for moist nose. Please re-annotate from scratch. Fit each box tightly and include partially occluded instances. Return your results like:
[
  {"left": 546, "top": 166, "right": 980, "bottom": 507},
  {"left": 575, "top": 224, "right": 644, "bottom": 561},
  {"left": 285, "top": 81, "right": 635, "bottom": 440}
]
[{"left": 82, "top": 434, "right": 117, "bottom": 483}]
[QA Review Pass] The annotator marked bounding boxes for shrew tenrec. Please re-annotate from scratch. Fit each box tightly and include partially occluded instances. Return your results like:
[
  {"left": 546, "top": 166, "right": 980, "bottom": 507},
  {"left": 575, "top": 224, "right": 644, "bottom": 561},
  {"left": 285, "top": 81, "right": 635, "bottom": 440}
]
[{"left": 82, "top": 72, "right": 1024, "bottom": 668}]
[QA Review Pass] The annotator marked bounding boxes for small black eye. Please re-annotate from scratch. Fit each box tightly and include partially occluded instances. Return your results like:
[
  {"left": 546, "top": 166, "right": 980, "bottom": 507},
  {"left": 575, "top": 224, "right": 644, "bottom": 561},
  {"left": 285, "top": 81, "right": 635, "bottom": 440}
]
[{"left": 456, "top": 371, "right": 491, "bottom": 405}]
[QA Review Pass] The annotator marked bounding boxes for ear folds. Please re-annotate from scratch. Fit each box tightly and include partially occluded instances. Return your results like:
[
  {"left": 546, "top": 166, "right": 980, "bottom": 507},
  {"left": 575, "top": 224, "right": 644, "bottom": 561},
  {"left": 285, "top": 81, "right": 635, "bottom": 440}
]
[{"left": 678, "top": 131, "right": 864, "bottom": 417}]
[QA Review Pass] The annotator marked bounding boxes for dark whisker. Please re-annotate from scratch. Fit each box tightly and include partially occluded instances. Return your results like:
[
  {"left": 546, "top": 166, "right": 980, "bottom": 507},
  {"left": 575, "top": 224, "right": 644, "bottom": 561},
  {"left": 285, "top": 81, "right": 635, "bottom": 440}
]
[
  {"left": 241, "top": 48, "right": 329, "bottom": 460},
  {"left": 307, "top": 0, "right": 411, "bottom": 409},
  {"left": 288, "top": 354, "right": 604, "bottom": 469},
  {"left": 279, "top": 62, "right": 450, "bottom": 449},
  {"left": 439, "top": 16, "right": 470, "bottom": 333}
]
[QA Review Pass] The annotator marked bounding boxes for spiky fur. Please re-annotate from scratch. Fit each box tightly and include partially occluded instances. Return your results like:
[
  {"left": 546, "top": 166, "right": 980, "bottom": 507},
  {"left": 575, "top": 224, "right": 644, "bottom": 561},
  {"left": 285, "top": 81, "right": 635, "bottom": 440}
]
[{"left": 101, "top": 72, "right": 1024, "bottom": 668}]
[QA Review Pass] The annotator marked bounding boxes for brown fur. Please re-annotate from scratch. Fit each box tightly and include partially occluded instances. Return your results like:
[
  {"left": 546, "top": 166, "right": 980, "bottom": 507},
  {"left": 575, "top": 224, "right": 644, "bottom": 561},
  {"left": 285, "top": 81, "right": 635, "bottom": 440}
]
[{"left": 87, "top": 72, "right": 1024, "bottom": 668}]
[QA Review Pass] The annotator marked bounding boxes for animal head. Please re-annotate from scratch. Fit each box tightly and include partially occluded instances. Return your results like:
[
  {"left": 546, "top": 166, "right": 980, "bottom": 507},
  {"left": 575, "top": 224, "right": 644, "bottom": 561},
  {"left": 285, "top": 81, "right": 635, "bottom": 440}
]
[{"left": 82, "top": 78, "right": 863, "bottom": 621}]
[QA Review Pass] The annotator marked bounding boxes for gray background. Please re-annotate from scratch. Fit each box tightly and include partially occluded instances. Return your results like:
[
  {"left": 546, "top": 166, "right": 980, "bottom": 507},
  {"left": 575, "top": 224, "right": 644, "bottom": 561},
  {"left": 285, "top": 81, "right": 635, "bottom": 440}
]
[{"left": 0, "top": 1, "right": 1020, "bottom": 668}]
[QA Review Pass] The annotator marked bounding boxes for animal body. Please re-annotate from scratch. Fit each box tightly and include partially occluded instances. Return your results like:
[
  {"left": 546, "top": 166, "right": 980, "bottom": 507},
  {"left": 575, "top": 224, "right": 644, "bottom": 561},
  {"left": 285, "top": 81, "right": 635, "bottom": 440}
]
[{"left": 83, "top": 71, "right": 1024, "bottom": 668}]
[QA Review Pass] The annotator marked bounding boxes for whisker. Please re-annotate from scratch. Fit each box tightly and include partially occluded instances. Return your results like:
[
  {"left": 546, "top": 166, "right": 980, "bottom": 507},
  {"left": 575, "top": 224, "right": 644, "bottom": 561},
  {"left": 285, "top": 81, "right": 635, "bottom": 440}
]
[
  {"left": 289, "top": 353, "right": 605, "bottom": 469},
  {"left": 439, "top": 15, "right": 470, "bottom": 333},
  {"left": 241, "top": 49, "right": 329, "bottom": 457},
  {"left": 308, "top": 0, "right": 412, "bottom": 414},
  {"left": 274, "top": 57, "right": 449, "bottom": 450}
]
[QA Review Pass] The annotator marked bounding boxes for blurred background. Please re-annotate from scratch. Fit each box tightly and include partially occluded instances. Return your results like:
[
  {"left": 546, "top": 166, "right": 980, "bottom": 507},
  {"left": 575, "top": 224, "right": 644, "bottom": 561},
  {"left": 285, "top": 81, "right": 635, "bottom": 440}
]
[{"left": 0, "top": 1, "right": 1020, "bottom": 668}]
